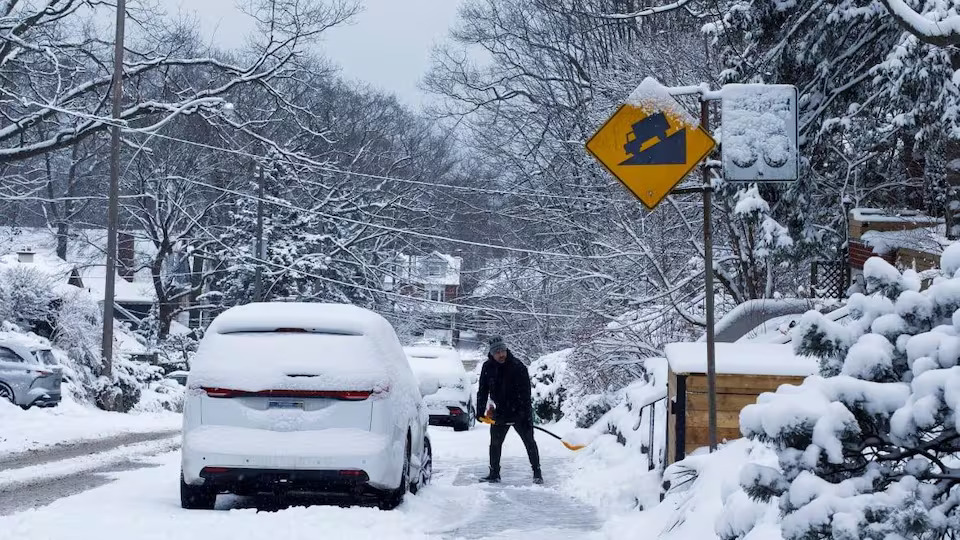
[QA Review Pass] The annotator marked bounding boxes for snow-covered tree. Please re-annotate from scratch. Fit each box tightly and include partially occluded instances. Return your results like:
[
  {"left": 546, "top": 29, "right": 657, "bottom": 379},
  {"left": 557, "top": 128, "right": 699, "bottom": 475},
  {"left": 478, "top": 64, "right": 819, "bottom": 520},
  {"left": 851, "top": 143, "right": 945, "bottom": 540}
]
[{"left": 727, "top": 247, "right": 960, "bottom": 539}]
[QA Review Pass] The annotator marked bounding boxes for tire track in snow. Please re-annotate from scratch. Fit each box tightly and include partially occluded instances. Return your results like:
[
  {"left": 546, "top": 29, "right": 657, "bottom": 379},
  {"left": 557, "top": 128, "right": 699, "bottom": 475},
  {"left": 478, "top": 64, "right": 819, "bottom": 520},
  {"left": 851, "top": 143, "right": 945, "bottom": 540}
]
[{"left": 0, "top": 435, "right": 180, "bottom": 515}]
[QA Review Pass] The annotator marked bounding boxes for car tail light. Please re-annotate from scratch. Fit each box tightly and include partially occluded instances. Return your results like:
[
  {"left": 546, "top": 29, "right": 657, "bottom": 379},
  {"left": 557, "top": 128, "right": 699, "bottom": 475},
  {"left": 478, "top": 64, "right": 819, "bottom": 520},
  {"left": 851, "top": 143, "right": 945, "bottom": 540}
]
[
  {"left": 448, "top": 406, "right": 464, "bottom": 416},
  {"left": 339, "top": 470, "right": 369, "bottom": 480},
  {"left": 202, "top": 467, "right": 229, "bottom": 474},
  {"left": 201, "top": 387, "right": 372, "bottom": 400}
]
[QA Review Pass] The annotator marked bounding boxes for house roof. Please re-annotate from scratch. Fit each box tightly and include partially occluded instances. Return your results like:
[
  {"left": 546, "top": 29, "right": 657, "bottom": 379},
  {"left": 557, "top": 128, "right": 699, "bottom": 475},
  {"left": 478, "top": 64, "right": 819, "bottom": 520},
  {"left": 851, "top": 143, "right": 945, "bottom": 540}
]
[{"left": 0, "top": 227, "right": 156, "bottom": 303}]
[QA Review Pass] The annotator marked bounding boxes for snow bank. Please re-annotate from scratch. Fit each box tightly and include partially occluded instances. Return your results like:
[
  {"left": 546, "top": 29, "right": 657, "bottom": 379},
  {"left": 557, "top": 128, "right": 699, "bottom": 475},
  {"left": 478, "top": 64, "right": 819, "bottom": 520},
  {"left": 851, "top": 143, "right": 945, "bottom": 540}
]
[
  {"left": 665, "top": 342, "right": 818, "bottom": 376},
  {"left": 601, "top": 439, "right": 782, "bottom": 540},
  {"left": 0, "top": 396, "right": 179, "bottom": 457}
]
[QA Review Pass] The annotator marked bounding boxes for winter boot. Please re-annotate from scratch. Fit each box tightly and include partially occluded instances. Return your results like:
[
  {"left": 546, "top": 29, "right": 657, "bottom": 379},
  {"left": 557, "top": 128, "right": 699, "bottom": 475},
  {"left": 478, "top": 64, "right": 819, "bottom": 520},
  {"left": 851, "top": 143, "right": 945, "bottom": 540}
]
[
  {"left": 533, "top": 468, "right": 543, "bottom": 485},
  {"left": 480, "top": 469, "right": 501, "bottom": 483}
]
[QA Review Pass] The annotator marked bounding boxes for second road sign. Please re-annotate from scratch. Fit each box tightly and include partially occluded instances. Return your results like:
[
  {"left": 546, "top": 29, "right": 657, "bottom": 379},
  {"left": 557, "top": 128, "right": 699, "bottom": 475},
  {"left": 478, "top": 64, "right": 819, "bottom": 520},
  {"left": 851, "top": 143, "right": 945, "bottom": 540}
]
[{"left": 586, "top": 80, "right": 716, "bottom": 209}]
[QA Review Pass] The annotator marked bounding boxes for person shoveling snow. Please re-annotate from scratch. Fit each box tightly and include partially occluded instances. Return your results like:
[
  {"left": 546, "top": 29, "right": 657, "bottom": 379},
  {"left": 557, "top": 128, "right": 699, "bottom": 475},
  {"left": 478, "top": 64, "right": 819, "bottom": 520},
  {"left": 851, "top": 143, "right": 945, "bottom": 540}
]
[{"left": 476, "top": 336, "right": 543, "bottom": 484}]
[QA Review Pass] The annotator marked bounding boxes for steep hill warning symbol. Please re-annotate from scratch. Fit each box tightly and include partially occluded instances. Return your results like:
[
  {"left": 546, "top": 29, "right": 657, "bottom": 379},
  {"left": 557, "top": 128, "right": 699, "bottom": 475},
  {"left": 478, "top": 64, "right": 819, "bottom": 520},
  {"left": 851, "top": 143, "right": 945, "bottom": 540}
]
[
  {"left": 585, "top": 100, "right": 716, "bottom": 209},
  {"left": 619, "top": 112, "right": 686, "bottom": 166}
]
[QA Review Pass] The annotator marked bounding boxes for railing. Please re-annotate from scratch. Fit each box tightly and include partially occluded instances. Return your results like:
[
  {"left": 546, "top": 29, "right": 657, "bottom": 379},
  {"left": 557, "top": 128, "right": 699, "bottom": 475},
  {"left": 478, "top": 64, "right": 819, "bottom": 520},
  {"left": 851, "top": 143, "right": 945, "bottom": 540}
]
[{"left": 633, "top": 387, "right": 668, "bottom": 472}]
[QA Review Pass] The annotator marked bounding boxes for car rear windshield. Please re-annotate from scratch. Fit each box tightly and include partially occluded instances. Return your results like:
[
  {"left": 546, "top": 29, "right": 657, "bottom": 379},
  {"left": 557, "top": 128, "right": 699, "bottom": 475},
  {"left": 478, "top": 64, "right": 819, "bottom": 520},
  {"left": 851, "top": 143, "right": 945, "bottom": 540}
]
[
  {"left": 194, "top": 331, "right": 391, "bottom": 390},
  {"left": 35, "top": 350, "right": 58, "bottom": 366}
]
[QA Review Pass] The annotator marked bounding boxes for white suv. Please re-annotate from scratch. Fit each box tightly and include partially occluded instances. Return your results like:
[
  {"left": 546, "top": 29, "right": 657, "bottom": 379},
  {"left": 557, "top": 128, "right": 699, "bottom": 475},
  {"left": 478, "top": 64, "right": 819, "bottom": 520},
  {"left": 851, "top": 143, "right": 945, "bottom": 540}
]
[
  {"left": 180, "top": 303, "right": 432, "bottom": 510},
  {"left": 404, "top": 345, "right": 476, "bottom": 432}
]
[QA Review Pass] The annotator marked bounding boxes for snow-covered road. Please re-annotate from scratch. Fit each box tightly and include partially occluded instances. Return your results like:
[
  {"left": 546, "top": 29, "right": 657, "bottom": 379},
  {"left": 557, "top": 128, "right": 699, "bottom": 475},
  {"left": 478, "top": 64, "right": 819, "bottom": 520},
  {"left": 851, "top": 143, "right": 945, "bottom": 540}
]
[{"left": 0, "top": 423, "right": 604, "bottom": 539}]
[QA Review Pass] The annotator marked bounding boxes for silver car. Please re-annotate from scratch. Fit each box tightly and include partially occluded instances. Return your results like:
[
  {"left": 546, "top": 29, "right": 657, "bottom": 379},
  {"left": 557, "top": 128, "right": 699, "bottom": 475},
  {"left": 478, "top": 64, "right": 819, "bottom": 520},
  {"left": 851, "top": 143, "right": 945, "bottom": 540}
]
[{"left": 0, "top": 342, "right": 62, "bottom": 408}]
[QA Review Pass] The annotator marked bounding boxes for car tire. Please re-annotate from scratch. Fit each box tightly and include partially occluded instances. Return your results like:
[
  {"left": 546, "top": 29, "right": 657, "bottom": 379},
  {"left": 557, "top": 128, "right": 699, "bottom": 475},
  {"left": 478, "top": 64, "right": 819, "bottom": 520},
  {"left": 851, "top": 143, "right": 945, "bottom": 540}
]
[
  {"left": 0, "top": 384, "right": 14, "bottom": 405},
  {"left": 454, "top": 406, "right": 474, "bottom": 432},
  {"left": 380, "top": 438, "right": 410, "bottom": 510},
  {"left": 410, "top": 437, "right": 432, "bottom": 495},
  {"left": 180, "top": 472, "right": 217, "bottom": 510}
]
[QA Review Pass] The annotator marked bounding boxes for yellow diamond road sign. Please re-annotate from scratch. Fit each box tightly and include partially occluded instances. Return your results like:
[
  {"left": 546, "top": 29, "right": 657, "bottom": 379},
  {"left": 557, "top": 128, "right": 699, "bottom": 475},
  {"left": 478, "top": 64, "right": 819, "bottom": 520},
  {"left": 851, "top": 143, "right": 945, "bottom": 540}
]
[{"left": 586, "top": 92, "right": 716, "bottom": 209}]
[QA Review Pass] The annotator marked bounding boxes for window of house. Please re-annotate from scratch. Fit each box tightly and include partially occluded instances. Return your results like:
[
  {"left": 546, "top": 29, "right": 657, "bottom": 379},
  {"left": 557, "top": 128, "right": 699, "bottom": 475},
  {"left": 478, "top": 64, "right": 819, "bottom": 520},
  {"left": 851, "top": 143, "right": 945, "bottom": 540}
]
[
  {"left": 427, "top": 289, "right": 443, "bottom": 302},
  {"left": 425, "top": 259, "right": 446, "bottom": 277}
]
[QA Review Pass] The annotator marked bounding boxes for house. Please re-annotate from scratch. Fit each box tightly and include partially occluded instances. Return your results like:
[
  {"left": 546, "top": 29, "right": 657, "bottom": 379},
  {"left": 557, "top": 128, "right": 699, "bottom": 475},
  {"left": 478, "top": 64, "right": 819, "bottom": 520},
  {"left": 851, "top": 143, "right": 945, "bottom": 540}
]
[
  {"left": 848, "top": 207, "right": 948, "bottom": 288},
  {"left": 0, "top": 227, "right": 166, "bottom": 330},
  {"left": 384, "top": 251, "right": 463, "bottom": 344}
]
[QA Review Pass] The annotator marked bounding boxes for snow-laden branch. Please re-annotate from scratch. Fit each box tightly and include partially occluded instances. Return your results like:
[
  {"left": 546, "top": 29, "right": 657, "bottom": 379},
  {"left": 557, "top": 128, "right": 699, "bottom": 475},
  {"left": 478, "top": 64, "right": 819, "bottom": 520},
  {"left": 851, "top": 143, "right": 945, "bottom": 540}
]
[
  {"left": 582, "top": 0, "right": 695, "bottom": 20},
  {"left": 880, "top": 0, "right": 960, "bottom": 46}
]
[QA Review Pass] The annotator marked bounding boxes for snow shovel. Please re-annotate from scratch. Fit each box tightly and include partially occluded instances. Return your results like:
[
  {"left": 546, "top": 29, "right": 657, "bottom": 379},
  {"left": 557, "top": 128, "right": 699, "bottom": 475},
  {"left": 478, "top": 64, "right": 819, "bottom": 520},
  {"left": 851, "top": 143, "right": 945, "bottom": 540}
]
[{"left": 478, "top": 416, "right": 585, "bottom": 451}]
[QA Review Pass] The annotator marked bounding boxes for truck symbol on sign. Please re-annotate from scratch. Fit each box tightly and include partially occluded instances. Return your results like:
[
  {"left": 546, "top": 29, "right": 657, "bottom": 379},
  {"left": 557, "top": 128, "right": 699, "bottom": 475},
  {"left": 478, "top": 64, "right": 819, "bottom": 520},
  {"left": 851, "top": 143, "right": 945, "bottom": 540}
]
[{"left": 619, "top": 112, "right": 687, "bottom": 166}]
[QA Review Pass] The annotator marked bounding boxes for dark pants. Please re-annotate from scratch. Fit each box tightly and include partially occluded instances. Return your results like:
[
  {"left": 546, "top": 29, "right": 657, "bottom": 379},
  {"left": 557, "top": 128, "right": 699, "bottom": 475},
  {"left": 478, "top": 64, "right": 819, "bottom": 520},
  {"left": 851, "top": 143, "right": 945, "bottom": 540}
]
[{"left": 489, "top": 421, "right": 541, "bottom": 474}]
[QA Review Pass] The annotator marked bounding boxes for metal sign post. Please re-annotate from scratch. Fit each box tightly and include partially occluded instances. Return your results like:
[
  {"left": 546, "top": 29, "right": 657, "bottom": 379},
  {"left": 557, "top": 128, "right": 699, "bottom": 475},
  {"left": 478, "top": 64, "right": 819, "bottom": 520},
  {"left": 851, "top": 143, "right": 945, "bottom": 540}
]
[{"left": 586, "top": 78, "right": 799, "bottom": 456}]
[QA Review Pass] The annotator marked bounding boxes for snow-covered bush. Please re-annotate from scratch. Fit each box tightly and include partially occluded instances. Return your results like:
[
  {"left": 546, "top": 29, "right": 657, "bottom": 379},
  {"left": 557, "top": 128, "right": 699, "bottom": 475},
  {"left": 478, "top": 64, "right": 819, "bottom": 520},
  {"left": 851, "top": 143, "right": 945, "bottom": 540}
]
[
  {"left": 726, "top": 249, "right": 960, "bottom": 540},
  {"left": 0, "top": 265, "right": 57, "bottom": 331},
  {"left": 530, "top": 348, "right": 572, "bottom": 423},
  {"left": 573, "top": 393, "right": 617, "bottom": 429}
]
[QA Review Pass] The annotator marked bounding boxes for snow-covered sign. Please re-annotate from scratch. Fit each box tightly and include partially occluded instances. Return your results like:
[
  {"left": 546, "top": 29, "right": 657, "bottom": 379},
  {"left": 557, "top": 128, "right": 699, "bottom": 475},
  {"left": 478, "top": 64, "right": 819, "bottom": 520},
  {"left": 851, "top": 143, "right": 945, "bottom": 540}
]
[
  {"left": 586, "top": 76, "right": 716, "bottom": 209},
  {"left": 720, "top": 84, "right": 799, "bottom": 182}
]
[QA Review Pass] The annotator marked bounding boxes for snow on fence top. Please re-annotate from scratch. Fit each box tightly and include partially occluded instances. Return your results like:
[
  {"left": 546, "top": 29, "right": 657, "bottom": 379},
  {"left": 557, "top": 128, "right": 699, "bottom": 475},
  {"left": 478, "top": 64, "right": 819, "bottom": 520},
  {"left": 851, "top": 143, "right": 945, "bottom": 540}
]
[
  {"left": 664, "top": 342, "right": 817, "bottom": 377},
  {"left": 625, "top": 77, "right": 698, "bottom": 128}
]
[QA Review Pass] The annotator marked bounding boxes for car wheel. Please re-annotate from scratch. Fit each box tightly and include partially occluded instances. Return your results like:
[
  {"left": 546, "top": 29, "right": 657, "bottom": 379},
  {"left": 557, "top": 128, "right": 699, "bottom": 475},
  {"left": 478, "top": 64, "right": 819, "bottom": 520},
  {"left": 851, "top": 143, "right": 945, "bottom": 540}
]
[
  {"left": 380, "top": 438, "right": 410, "bottom": 510},
  {"left": 180, "top": 472, "right": 217, "bottom": 510},
  {"left": 0, "top": 384, "right": 14, "bottom": 405},
  {"left": 410, "top": 438, "right": 432, "bottom": 494}
]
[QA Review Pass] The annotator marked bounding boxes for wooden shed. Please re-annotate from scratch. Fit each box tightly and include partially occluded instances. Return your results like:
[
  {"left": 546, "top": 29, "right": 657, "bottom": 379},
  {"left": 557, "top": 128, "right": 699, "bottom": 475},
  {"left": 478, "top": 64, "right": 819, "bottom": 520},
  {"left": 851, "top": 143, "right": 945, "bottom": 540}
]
[{"left": 663, "top": 342, "right": 817, "bottom": 465}]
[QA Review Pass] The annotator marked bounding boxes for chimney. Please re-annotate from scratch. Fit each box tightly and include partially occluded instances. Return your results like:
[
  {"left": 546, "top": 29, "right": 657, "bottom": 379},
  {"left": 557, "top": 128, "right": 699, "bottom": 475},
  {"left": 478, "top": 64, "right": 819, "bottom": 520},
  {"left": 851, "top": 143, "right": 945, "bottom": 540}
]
[
  {"left": 118, "top": 231, "right": 135, "bottom": 281},
  {"left": 17, "top": 248, "right": 35, "bottom": 264}
]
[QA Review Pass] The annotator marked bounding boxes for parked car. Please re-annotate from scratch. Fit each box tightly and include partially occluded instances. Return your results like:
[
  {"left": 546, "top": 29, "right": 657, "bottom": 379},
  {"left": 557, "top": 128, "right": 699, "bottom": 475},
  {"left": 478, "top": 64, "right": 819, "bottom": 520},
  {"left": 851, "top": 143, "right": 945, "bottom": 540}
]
[
  {"left": 404, "top": 344, "right": 476, "bottom": 432},
  {"left": 180, "top": 302, "right": 432, "bottom": 510},
  {"left": 0, "top": 342, "right": 62, "bottom": 409},
  {"left": 165, "top": 370, "right": 189, "bottom": 386}
]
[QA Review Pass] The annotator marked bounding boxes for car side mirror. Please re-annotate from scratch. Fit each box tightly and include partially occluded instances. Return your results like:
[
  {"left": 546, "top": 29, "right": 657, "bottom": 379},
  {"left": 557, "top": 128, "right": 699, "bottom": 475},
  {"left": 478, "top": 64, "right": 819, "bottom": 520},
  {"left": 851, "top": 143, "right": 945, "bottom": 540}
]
[{"left": 419, "top": 378, "right": 439, "bottom": 397}]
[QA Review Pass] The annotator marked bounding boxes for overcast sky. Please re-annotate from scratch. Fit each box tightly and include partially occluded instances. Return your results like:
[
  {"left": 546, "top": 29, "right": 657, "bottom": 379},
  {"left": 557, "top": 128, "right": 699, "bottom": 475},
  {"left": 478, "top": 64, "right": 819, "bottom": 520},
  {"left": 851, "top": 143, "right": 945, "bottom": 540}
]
[{"left": 159, "top": 0, "right": 465, "bottom": 106}]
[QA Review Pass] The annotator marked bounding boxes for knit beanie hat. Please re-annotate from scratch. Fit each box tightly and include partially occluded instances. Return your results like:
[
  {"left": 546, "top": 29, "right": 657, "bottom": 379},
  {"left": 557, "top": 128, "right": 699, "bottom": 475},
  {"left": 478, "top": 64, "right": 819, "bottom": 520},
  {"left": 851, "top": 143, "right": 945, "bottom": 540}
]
[{"left": 488, "top": 335, "right": 507, "bottom": 355}]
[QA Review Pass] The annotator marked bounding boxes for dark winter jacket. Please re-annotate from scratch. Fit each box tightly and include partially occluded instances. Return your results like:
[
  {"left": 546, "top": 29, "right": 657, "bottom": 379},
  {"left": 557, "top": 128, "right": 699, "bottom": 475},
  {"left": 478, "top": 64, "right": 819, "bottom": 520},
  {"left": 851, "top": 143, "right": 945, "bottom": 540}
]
[{"left": 476, "top": 350, "right": 533, "bottom": 424}]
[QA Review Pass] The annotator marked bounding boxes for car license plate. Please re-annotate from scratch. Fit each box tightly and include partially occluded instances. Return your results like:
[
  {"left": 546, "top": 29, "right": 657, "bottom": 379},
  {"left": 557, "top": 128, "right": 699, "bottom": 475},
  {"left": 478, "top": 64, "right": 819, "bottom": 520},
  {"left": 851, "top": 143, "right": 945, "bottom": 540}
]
[{"left": 268, "top": 400, "right": 304, "bottom": 410}]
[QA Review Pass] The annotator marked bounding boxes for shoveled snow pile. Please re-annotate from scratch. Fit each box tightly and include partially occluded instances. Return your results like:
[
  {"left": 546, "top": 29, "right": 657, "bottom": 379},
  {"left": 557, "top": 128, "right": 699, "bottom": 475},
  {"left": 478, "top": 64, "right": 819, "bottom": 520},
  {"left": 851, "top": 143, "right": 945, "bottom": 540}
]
[
  {"left": 595, "top": 438, "right": 781, "bottom": 539},
  {"left": 564, "top": 358, "right": 668, "bottom": 513}
]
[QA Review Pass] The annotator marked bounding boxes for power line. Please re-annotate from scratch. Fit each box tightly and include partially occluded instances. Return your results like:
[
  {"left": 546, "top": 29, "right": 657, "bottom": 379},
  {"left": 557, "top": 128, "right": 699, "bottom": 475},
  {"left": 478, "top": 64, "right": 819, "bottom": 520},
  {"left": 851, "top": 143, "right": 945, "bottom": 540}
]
[
  {"left": 165, "top": 195, "right": 581, "bottom": 320},
  {"left": 176, "top": 175, "right": 625, "bottom": 261},
  {"left": 12, "top": 99, "right": 633, "bottom": 204}
]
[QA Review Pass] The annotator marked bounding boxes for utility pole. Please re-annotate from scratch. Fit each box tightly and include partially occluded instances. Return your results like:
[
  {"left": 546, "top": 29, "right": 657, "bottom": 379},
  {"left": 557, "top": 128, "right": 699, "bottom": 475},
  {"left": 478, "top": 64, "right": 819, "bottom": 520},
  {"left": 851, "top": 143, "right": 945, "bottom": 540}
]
[
  {"left": 254, "top": 165, "right": 264, "bottom": 302},
  {"left": 101, "top": 0, "right": 126, "bottom": 378},
  {"left": 701, "top": 98, "right": 718, "bottom": 452}
]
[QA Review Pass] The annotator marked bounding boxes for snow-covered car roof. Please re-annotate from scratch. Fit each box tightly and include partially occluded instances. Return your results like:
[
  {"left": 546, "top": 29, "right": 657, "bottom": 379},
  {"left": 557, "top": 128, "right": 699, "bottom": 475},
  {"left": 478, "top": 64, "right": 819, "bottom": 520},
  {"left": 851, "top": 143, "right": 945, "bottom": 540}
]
[
  {"left": 404, "top": 345, "right": 465, "bottom": 376},
  {"left": 192, "top": 302, "right": 416, "bottom": 394}
]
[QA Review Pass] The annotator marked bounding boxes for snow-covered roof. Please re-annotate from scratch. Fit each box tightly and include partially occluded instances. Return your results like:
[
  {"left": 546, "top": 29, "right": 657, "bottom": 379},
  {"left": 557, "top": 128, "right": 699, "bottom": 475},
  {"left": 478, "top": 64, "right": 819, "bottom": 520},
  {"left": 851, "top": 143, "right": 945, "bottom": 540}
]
[
  {"left": 0, "top": 227, "right": 156, "bottom": 303},
  {"left": 860, "top": 226, "right": 949, "bottom": 257},
  {"left": 0, "top": 251, "right": 80, "bottom": 298},
  {"left": 664, "top": 342, "right": 818, "bottom": 377},
  {"left": 850, "top": 207, "right": 942, "bottom": 225}
]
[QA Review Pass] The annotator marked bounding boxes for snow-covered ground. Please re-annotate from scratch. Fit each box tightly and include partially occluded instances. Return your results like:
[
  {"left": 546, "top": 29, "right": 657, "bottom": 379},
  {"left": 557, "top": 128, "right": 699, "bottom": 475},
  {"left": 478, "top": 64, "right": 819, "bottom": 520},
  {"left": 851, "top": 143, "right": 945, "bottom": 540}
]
[
  {"left": 0, "top": 398, "right": 180, "bottom": 457},
  {"left": 0, "top": 419, "right": 611, "bottom": 539}
]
